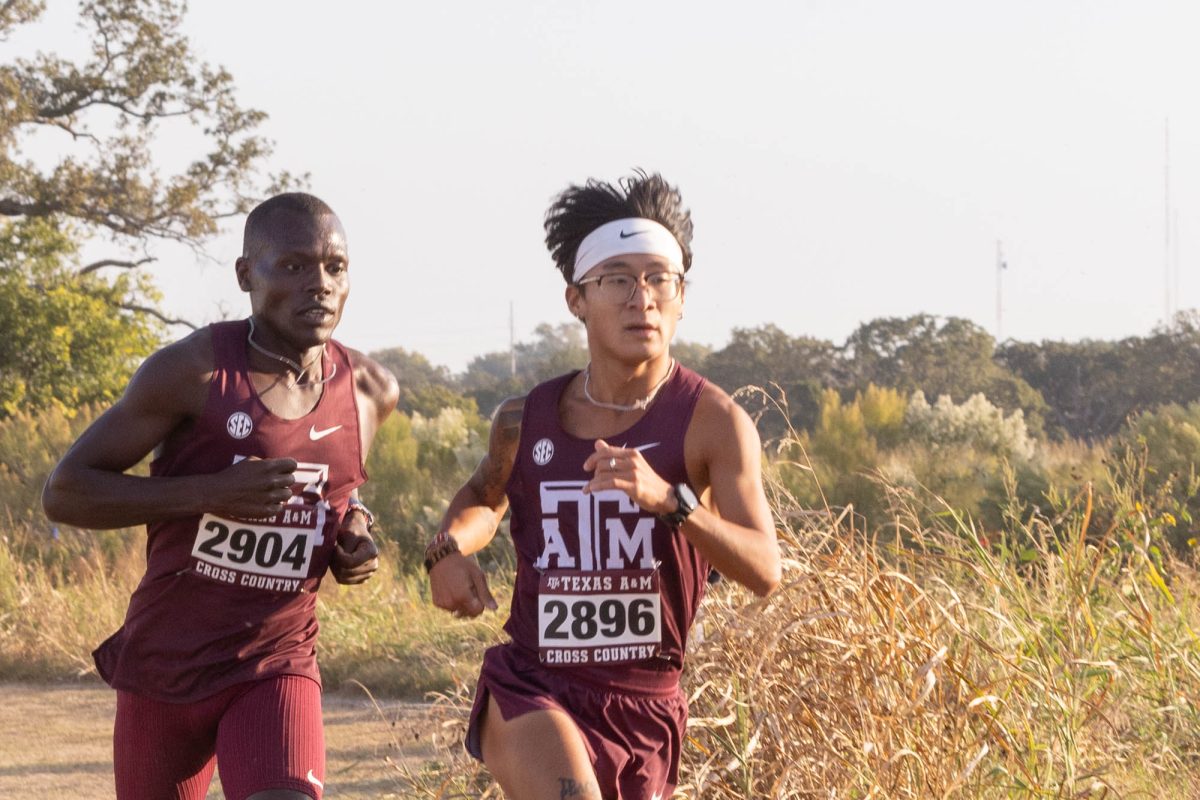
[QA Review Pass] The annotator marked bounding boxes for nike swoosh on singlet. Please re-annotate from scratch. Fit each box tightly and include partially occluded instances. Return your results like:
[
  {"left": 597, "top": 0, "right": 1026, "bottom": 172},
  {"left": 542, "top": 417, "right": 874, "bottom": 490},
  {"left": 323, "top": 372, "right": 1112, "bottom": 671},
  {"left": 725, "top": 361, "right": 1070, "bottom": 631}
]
[
  {"left": 306, "top": 769, "right": 324, "bottom": 789},
  {"left": 309, "top": 424, "right": 343, "bottom": 441},
  {"left": 631, "top": 442, "right": 661, "bottom": 452}
]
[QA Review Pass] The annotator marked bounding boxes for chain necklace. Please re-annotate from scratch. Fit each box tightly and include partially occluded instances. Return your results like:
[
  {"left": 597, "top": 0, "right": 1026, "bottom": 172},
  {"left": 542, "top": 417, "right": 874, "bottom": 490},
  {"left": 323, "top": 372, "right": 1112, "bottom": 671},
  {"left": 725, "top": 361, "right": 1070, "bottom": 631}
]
[
  {"left": 582, "top": 360, "right": 676, "bottom": 412},
  {"left": 246, "top": 317, "right": 337, "bottom": 388}
]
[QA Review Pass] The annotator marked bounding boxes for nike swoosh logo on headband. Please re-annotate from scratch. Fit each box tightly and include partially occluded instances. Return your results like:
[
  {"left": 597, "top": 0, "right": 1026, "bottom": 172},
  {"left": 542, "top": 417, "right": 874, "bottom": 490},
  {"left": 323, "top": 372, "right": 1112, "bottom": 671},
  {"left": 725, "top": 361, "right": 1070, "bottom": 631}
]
[{"left": 618, "top": 230, "right": 644, "bottom": 238}]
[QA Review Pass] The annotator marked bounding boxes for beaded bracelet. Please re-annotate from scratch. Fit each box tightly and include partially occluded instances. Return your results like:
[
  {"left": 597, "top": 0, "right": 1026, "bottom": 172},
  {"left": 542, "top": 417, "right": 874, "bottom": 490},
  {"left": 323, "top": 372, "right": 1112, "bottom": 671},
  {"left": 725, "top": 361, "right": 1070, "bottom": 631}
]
[
  {"left": 423, "top": 532, "right": 460, "bottom": 573},
  {"left": 346, "top": 497, "right": 375, "bottom": 530}
]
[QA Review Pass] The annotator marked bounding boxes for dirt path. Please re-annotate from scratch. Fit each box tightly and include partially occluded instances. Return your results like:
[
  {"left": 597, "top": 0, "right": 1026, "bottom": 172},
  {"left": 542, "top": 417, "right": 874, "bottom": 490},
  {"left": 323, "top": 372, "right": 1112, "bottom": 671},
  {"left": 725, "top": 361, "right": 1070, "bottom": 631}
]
[{"left": 0, "top": 682, "right": 445, "bottom": 799}]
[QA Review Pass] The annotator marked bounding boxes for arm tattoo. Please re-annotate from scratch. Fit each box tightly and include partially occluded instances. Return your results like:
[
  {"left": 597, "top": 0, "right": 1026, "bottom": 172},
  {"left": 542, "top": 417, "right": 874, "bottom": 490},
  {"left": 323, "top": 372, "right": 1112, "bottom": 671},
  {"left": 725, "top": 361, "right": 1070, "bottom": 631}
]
[
  {"left": 494, "top": 405, "right": 523, "bottom": 447},
  {"left": 470, "top": 401, "right": 524, "bottom": 504},
  {"left": 559, "top": 777, "right": 601, "bottom": 799}
]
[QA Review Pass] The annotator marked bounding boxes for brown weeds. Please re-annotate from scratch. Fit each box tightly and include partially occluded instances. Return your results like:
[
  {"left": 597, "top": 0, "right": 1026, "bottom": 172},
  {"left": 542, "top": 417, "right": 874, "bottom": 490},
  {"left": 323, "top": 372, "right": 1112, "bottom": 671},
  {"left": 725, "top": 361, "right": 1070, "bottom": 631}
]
[
  {"left": 5, "top": 467, "right": 1200, "bottom": 797},
  {"left": 676, "top": 477, "right": 1200, "bottom": 798}
]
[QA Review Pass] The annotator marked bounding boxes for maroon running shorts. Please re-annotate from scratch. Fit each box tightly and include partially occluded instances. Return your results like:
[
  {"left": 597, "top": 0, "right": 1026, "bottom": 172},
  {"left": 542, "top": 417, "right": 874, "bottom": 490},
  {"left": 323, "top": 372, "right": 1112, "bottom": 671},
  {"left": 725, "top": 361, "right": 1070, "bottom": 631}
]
[
  {"left": 113, "top": 674, "right": 325, "bottom": 800},
  {"left": 467, "top": 643, "right": 687, "bottom": 799}
]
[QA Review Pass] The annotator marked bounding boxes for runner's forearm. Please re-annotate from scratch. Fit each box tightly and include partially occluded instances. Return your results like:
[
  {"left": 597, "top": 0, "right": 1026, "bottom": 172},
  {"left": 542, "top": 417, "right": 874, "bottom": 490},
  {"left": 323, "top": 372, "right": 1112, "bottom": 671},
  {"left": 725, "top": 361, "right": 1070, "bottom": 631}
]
[
  {"left": 43, "top": 466, "right": 212, "bottom": 529},
  {"left": 678, "top": 506, "right": 781, "bottom": 596},
  {"left": 436, "top": 482, "right": 509, "bottom": 556}
]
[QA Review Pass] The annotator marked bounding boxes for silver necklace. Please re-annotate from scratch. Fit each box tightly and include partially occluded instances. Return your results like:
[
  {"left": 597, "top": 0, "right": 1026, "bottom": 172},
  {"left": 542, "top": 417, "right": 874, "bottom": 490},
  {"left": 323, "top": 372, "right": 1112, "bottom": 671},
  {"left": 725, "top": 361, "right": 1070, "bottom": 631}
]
[
  {"left": 582, "top": 360, "right": 676, "bottom": 412},
  {"left": 246, "top": 317, "right": 337, "bottom": 388}
]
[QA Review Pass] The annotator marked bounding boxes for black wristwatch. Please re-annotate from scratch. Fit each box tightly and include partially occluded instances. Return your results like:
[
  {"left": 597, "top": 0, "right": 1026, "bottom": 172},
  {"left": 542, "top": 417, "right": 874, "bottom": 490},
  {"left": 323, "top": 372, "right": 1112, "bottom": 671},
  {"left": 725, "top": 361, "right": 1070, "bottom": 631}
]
[{"left": 658, "top": 483, "right": 698, "bottom": 527}]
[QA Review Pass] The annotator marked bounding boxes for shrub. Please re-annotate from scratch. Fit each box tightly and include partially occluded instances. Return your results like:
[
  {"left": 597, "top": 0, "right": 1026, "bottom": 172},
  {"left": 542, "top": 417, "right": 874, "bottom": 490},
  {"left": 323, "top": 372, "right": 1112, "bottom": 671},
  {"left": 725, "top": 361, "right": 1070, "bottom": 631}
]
[
  {"left": 1117, "top": 402, "right": 1200, "bottom": 550},
  {"left": 362, "top": 406, "right": 487, "bottom": 568}
]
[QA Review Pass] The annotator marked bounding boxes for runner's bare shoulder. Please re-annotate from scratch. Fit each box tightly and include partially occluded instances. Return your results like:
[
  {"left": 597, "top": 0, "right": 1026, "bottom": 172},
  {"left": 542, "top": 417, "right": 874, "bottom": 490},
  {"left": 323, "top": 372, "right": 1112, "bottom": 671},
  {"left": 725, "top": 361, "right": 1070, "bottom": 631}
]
[
  {"left": 685, "top": 380, "right": 762, "bottom": 482},
  {"left": 693, "top": 380, "right": 755, "bottom": 432},
  {"left": 122, "top": 327, "right": 217, "bottom": 421},
  {"left": 345, "top": 348, "right": 400, "bottom": 412}
]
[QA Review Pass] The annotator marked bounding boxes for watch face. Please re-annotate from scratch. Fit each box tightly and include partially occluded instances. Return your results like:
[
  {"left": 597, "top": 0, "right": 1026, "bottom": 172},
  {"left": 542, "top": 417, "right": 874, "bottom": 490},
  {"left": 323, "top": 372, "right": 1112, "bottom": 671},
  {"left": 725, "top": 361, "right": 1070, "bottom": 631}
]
[{"left": 676, "top": 483, "right": 699, "bottom": 514}]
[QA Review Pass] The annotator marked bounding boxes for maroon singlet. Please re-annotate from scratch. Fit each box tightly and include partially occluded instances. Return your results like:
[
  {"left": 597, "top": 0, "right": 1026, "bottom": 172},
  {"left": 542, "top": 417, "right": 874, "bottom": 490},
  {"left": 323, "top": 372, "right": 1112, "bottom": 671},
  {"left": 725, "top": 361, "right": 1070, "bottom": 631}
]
[
  {"left": 93, "top": 319, "right": 367, "bottom": 703},
  {"left": 502, "top": 364, "right": 711, "bottom": 693}
]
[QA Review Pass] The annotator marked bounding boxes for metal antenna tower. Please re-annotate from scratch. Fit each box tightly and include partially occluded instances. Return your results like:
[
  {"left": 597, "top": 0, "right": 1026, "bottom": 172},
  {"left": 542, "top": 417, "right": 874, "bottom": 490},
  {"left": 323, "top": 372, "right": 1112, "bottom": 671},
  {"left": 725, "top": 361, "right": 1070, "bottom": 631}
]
[{"left": 1165, "top": 118, "right": 1173, "bottom": 323}]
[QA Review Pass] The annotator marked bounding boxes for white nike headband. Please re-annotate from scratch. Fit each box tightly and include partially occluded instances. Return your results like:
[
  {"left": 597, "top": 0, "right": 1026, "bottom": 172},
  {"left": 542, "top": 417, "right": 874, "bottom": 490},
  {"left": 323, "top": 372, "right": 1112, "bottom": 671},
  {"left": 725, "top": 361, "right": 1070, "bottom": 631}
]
[{"left": 572, "top": 217, "right": 684, "bottom": 284}]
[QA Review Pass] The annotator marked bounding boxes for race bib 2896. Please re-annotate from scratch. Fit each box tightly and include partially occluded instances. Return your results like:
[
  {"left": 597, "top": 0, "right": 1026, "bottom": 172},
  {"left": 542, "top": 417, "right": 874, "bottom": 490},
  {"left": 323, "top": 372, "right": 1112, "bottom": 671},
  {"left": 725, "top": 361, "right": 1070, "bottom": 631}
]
[{"left": 537, "top": 569, "right": 662, "bottom": 667}]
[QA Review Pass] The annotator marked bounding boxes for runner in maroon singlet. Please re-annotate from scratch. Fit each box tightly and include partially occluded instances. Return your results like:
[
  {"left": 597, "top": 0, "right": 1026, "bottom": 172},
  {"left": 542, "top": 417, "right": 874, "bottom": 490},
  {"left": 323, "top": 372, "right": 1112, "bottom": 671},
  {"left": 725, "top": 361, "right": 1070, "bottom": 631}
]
[
  {"left": 42, "top": 193, "right": 399, "bottom": 800},
  {"left": 427, "top": 172, "right": 781, "bottom": 799}
]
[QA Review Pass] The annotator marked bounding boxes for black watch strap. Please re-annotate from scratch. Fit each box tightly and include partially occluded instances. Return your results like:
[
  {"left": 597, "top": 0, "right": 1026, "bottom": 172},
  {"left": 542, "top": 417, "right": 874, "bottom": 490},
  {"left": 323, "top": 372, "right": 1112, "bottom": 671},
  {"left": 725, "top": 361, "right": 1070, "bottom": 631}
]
[{"left": 658, "top": 483, "right": 698, "bottom": 527}]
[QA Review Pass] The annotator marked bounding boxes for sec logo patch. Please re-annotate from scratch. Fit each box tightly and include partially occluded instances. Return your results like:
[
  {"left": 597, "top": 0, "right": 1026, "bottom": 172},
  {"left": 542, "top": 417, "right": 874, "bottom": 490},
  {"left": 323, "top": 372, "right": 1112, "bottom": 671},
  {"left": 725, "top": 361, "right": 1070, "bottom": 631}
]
[
  {"left": 226, "top": 411, "right": 253, "bottom": 439},
  {"left": 532, "top": 437, "right": 554, "bottom": 466}
]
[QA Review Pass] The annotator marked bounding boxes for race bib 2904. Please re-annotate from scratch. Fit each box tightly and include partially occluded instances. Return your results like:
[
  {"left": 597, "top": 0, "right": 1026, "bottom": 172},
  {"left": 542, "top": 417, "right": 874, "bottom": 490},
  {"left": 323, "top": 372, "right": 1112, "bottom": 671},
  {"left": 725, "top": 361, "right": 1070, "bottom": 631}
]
[
  {"left": 537, "top": 569, "right": 662, "bottom": 667},
  {"left": 189, "top": 461, "right": 330, "bottom": 593}
]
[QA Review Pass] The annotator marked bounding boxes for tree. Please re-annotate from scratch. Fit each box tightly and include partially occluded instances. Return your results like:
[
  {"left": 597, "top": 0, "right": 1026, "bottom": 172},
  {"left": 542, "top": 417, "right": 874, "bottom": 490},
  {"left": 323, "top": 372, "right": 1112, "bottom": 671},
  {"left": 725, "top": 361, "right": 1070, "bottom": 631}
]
[
  {"left": 1, "top": 0, "right": 287, "bottom": 416},
  {"left": 844, "top": 315, "right": 1047, "bottom": 432},
  {"left": 704, "top": 324, "right": 842, "bottom": 436},
  {"left": 2, "top": 0, "right": 288, "bottom": 310},
  {"left": 669, "top": 339, "right": 711, "bottom": 372},
  {"left": 455, "top": 323, "right": 713, "bottom": 416},
  {"left": 460, "top": 322, "right": 588, "bottom": 413},
  {"left": 0, "top": 217, "right": 161, "bottom": 415},
  {"left": 368, "top": 346, "right": 474, "bottom": 417},
  {"left": 997, "top": 339, "right": 1131, "bottom": 440},
  {"left": 999, "top": 313, "right": 1200, "bottom": 440}
]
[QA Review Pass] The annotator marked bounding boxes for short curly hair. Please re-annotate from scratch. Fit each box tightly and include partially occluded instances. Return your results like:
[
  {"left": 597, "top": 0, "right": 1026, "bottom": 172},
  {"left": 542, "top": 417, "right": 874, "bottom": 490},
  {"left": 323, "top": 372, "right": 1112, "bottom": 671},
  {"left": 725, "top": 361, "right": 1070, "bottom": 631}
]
[{"left": 544, "top": 170, "right": 693, "bottom": 284}]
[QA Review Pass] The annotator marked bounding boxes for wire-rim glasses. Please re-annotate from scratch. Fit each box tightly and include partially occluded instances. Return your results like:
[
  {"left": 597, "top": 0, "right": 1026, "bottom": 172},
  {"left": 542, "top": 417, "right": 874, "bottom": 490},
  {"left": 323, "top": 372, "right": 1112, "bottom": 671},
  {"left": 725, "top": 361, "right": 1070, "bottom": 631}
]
[{"left": 574, "top": 271, "right": 685, "bottom": 304}]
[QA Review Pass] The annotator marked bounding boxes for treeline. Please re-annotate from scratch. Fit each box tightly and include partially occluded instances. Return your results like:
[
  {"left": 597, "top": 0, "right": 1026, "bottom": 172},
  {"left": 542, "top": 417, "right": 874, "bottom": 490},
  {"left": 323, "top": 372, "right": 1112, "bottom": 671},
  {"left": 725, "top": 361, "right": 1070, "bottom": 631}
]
[
  {"left": 372, "top": 312, "right": 1200, "bottom": 442},
  {"left": 4, "top": 312, "right": 1200, "bottom": 572},
  {"left": 357, "top": 313, "right": 1200, "bottom": 560}
]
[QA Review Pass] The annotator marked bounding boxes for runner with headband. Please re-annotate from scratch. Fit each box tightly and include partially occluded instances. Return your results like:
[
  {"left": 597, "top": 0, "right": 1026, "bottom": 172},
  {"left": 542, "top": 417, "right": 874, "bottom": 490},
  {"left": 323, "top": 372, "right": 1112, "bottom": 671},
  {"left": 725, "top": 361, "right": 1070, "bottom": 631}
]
[
  {"left": 427, "top": 171, "right": 781, "bottom": 799},
  {"left": 43, "top": 192, "right": 399, "bottom": 800}
]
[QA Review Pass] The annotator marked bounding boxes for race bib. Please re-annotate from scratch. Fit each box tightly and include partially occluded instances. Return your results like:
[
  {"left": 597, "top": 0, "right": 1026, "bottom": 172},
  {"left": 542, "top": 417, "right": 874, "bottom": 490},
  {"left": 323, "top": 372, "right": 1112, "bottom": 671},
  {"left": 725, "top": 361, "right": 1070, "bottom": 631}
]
[
  {"left": 537, "top": 569, "right": 662, "bottom": 667},
  {"left": 189, "top": 461, "right": 330, "bottom": 593}
]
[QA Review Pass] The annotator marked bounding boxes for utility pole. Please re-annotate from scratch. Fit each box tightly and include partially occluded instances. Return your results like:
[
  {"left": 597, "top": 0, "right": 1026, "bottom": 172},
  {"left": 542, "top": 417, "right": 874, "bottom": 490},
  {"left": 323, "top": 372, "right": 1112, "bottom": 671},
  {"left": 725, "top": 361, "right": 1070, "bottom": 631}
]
[
  {"left": 995, "top": 240, "right": 1006, "bottom": 341},
  {"left": 1175, "top": 209, "right": 1182, "bottom": 322},
  {"left": 509, "top": 300, "right": 516, "bottom": 377}
]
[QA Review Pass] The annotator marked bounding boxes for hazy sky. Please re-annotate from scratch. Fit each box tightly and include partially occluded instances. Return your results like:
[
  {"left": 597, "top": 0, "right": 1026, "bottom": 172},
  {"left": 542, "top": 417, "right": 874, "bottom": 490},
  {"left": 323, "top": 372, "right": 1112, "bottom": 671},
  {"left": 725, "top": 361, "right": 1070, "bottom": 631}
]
[{"left": 12, "top": 1, "right": 1200, "bottom": 370}]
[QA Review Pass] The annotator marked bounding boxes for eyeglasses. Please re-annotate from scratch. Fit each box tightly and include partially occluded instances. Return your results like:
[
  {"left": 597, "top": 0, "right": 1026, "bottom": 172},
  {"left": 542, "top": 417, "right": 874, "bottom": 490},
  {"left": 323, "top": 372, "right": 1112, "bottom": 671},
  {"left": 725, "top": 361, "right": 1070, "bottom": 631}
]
[{"left": 574, "top": 271, "right": 685, "bottom": 304}]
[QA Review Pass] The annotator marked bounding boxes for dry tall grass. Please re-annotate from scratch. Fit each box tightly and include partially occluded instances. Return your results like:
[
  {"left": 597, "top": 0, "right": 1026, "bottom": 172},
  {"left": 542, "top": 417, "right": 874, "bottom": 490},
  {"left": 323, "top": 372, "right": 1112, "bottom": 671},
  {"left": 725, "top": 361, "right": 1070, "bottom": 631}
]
[
  {"left": 6, "top": 466, "right": 1200, "bottom": 797},
  {"left": 0, "top": 532, "right": 505, "bottom": 696},
  {"left": 0, "top": 526, "right": 140, "bottom": 679},
  {"left": 676, "top": 485, "right": 1200, "bottom": 798},
  {"left": 379, "top": 469, "right": 1200, "bottom": 798}
]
